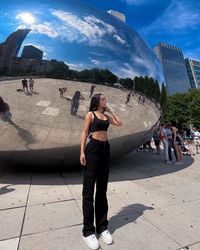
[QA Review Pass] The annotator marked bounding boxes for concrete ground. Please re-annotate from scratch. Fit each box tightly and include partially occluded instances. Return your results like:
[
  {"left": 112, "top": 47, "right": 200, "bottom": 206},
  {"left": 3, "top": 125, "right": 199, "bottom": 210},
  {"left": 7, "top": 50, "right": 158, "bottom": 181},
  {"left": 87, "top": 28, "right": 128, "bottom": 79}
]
[{"left": 0, "top": 147, "right": 200, "bottom": 250}]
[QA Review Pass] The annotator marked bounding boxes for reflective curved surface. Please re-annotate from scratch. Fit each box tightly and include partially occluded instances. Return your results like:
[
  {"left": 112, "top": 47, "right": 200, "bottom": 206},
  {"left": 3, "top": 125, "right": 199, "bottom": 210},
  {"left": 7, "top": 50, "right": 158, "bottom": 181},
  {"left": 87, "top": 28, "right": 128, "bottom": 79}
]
[
  {"left": 0, "top": 0, "right": 162, "bottom": 166},
  {"left": 0, "top": 0, "right": 163, "bottom": 81}
]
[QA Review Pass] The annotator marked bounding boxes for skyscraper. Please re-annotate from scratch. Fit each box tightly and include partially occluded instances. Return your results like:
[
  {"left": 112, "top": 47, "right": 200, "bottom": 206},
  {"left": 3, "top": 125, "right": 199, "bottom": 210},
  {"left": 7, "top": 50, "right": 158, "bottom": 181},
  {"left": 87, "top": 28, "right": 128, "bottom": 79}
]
[
  {"left": 21, "top": 45, "right": 43, "bottom": 60},
  {"left": 153, "top": 42, "right": 191, "bottom": 95},
  {"left": 0, "top": 29, "right": 31, "bottom": 70},
  {"left": 185, "top": 58, "right": 200, "bottom": 89},
  {"left": 107, "top": 10, "right": 126, "bottom": 22}
]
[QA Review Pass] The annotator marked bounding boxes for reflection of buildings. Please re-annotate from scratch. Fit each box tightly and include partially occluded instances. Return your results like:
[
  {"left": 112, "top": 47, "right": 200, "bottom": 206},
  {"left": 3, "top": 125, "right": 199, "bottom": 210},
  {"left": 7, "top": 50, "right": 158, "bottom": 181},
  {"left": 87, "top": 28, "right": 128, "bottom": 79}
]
[
  {"left": 0, "top": 29, "right": 66, "bottom": 75},
  {"left": 12, "top": 58, "right": 51, "bottom": 74},
  {"left": 107, "top": 10, "right": 126, "bottom": 22},
  {"left": 185, "top": 58, "right": 200, "bottom": 89},
  {"left": 21, "top": 45, "right": 43, "bottom": 60},
  {"left": 153, "top": 42, "right": 191, "bottom": 95},
  {"left": 0, "top": 29, "right": 30, "bottom": 70}
]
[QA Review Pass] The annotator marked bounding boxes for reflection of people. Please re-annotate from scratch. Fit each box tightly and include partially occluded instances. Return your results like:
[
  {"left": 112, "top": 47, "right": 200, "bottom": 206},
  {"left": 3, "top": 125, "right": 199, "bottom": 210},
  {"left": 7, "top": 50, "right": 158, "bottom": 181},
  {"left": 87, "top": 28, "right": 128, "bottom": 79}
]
[
  {"left": 90, "top": 85, "right": 96, "bottom": 98},
  {"left": 59, "top": 87, "right": 67, "bottom": 97},
  {"left": 71, "top": 91, "right": 84, "bottom": 115},
  {"left": 22, "top": 78, "right": 28, "bottom": 93},
  {"left": 125, "top": 92, "right": 131, "bottom": 105},
  {"left": 80, "top": 93, "right": 122, "bottom": 250},
  {"left": 29, "top": 78, "right": 34, "bottom": 92},
  {"left": 0, "top": 96, "right": 12, "bottom": 122}
]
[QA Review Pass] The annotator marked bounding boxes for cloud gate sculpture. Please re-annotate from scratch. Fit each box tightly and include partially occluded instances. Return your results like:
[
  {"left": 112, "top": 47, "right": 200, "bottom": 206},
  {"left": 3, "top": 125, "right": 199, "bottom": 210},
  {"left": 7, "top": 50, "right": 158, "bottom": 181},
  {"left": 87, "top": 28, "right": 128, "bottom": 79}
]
[{"left": 0, "top": 0, "right": 163, "bottom": 167}]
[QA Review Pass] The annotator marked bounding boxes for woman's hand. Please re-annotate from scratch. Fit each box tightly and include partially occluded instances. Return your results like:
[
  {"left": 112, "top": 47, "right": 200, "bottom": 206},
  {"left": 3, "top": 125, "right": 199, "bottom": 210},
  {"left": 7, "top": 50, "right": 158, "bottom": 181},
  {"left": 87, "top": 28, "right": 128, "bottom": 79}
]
[
  {"left": 80, "top": 152, "right": 86, "bottom": 166},
  {"left": 105, "top": 106, "right": 112, "bottom": 114}
]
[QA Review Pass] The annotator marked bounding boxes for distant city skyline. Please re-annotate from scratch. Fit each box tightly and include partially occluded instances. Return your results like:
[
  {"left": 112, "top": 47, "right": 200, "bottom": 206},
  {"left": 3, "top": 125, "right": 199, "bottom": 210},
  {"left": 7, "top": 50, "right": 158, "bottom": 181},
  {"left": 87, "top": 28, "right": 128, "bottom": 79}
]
[{"left": 80, "top": 0, "right": 200, "bottom": 61}]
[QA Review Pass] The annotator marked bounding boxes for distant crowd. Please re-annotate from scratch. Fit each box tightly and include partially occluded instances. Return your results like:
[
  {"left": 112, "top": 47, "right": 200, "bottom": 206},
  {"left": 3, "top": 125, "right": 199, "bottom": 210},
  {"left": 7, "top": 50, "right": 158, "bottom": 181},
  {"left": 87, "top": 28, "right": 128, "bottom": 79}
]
[{"left": 138, "top": 123, "right": 200, "bottom": 165}]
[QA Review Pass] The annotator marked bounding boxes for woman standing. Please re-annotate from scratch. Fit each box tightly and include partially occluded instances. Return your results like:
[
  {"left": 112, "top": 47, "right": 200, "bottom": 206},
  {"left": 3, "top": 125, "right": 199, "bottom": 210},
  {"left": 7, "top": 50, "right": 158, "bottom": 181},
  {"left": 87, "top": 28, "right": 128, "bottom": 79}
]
[{"left": 80, "top": 94, "right": 122, "bottom": 250}]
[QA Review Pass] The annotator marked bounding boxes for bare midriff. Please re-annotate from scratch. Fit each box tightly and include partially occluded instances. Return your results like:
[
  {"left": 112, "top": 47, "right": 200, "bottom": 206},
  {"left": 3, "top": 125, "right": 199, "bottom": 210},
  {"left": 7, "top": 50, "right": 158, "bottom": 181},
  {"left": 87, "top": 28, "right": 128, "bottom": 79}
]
[{"left": 91, "top": 131, "right": 108, "bottom": 141}]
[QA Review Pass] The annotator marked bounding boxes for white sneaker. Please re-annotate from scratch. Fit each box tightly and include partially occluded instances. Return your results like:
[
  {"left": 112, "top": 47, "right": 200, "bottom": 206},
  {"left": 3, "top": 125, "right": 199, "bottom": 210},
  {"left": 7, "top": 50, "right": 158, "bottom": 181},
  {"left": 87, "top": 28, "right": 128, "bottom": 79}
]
[
  {"left": 101, "top": 230, "right": 113, "bottom": 245},
  {"left": 83, "top": 234, "right": 99, "bottom": 250}
]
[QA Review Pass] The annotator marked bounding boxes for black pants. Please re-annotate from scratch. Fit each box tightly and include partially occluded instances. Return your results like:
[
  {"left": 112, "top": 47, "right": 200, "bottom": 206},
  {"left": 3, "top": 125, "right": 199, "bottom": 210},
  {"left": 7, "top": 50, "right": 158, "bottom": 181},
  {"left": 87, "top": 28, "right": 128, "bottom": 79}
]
[
  {"left": 82, "top": 138, "right": 110, "bottom": 237},
  {"left": 168, "top": 139, "right": 173, "bottom": 161}
]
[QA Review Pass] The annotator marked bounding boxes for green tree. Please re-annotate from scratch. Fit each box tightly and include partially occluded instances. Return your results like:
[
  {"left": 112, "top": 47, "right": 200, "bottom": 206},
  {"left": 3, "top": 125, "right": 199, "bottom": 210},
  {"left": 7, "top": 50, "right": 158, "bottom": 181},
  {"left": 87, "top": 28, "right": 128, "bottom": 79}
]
[{"left": 164, "top": 89, "right": 200, "bottom": 130}]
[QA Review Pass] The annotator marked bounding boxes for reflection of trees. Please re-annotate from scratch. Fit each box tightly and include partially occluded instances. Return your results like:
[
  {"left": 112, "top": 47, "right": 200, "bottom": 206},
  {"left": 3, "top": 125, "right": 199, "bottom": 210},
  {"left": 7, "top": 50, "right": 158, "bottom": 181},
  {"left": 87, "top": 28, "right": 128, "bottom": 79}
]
[
  {"left": 134, "top": 76, "right": 161, "bottom": 103},
  {"left": 68, "top": 68, "right": 118, "bottom": 85},
  {"left": 46, "top": 60, "right": 69, "bottom": 79}
]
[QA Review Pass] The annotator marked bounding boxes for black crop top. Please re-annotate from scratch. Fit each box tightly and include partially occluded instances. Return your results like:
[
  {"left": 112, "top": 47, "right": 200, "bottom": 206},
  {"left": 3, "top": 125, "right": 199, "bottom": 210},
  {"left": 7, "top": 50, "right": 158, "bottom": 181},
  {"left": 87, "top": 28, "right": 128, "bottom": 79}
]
[{"left": 89, "top": 111, "right": 109, "bottom": 132}]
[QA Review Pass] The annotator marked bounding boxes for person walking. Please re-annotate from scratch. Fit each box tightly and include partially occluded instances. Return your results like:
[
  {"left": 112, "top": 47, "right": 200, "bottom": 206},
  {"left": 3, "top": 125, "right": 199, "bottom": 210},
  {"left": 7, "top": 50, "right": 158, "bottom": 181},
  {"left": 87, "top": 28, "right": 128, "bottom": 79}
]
[
  {"left": 80, "top": 93, "right": 122, "bottom": 250},
  {"left": 90, "top": 85, "right": 96, "bottom": 98},
  {"left": 125, "top": 91, "right": 131, "bottom": 105},
  {"left": 22, "top": 78, "right": 28, "bottom": 93},
  {"left": 29, "top": 77, "right": 34, "bottom": 92},
  {"left": 71, "top": 91, "right": 84, "bottom": 115}
]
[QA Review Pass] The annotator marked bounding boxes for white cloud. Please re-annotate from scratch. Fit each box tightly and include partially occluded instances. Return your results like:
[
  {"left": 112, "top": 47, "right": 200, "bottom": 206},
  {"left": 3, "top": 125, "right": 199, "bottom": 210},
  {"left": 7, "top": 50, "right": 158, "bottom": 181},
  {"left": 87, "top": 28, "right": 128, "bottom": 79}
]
[
  {"left": 31, "top": 23, "right": 58, "bottom": 38},
  {"left": 113, "top": 34, "right": 126, "bottom": 45},
  {"left": 141, "top": 1, "right": 200, "bottom": 35},
  {"left": 65, "top": 61, "right": 88, "bottom": 71},
  {"left": 90, "top": 59, "right": 101, "bottom": 66},
  {"left": 51, "top": 10, "right": 115, "bottom": 45},
  {"left": 51, "top": 10, "right": 127, "bottom": 47},
  {"left": 117, "top": 63, "right": 141, "bottom": 78},
  {"left": 16, "top": 12, "right": 35, "bottom": 24}
]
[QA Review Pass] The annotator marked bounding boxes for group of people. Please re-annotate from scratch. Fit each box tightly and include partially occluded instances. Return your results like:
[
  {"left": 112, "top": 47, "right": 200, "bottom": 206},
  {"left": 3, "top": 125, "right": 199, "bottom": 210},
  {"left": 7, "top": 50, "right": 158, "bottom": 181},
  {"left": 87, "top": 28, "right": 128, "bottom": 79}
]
[
  {"left": 159, "top": 122, "right": 184, "bottom": 164},
  {"left": 21, "top": 77, "right": 34, "bottom": 93},
  {"left": 153, "top": 122, "right": 200, "bottom": 164}
]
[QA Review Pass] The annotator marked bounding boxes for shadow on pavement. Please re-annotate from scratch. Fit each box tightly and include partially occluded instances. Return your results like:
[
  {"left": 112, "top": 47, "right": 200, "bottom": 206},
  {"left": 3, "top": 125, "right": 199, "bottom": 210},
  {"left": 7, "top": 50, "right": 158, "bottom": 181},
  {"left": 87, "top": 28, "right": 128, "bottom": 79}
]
[
  {"left": 0, "top": 150, "right": 195, "bottom": 185},
  {"left": 109, "top": 203, "right": 154, "bottom": 234}
]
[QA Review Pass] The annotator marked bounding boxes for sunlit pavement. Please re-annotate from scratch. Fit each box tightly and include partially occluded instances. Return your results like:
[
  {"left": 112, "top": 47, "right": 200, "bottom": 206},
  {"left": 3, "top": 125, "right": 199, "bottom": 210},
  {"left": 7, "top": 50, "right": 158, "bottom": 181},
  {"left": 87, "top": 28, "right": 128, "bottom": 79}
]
[{"left": 0, "top": 146, "right": 200, "bottom": 250}]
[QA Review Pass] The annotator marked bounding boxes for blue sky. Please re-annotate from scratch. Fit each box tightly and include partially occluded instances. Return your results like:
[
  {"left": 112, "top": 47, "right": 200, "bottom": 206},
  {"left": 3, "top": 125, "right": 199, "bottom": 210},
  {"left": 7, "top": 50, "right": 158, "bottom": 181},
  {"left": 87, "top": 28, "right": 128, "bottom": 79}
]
[{"left": 81, "top": 0, "right": 200, "bottom": 61}]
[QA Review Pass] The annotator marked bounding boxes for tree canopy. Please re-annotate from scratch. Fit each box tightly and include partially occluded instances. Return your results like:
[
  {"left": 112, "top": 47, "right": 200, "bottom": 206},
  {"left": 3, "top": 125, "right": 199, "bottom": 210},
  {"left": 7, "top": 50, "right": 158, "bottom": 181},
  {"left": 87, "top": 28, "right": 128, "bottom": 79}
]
[{"left": 164, "top": 89, "right": 200, "bottom": 130}]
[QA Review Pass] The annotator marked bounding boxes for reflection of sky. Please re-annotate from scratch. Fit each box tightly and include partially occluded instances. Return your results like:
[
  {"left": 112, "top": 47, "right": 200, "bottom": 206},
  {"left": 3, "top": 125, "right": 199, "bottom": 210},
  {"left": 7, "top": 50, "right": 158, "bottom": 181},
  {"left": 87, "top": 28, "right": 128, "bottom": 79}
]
[{"left": 0, "top": 0, "right": 164, "bottom": 82}]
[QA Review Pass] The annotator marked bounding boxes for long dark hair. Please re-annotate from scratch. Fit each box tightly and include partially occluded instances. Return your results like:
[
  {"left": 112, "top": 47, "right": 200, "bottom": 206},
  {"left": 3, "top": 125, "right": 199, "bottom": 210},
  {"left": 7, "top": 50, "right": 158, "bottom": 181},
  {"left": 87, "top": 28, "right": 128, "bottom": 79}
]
[{"left": 89, "top": 93, "right": 102, "bottom": 111}]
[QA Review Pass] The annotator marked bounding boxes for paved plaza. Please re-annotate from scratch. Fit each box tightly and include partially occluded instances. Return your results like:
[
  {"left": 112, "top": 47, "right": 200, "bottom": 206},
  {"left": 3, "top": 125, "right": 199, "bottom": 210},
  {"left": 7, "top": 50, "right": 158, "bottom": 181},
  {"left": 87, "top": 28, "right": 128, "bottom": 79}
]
[{"left": 0, "top": 148, "right": 200, "bottom": 250}]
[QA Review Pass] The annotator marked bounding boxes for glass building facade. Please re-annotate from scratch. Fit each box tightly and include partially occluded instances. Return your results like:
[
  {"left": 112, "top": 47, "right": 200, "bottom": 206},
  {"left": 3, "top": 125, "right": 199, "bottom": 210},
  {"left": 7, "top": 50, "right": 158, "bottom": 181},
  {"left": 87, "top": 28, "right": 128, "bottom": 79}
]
[
  {"left": 185, "top": 58, "right": 200, "bottom": 89},
  {"left": 153, "top": 42, "right": 191, "bottom": 95}
]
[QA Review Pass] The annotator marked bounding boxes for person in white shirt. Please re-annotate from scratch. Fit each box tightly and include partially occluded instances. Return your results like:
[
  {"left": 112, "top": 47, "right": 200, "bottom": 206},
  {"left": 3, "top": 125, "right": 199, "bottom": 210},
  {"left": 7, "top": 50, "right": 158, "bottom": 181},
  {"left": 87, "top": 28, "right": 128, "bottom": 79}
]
[{"left": 191, "top": 127, "right": 200, "bottom": 154}]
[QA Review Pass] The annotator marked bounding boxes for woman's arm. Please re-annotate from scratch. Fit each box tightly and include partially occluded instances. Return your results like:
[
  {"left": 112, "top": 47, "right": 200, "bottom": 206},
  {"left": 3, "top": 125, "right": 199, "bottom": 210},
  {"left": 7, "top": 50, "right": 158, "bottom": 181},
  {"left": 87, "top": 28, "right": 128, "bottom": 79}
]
[
  {"left": 80, "top": 112, "right": 92, "bottom": 165},
  {"left": 106, "top": 107, "right": 123, "bottom": 126}
]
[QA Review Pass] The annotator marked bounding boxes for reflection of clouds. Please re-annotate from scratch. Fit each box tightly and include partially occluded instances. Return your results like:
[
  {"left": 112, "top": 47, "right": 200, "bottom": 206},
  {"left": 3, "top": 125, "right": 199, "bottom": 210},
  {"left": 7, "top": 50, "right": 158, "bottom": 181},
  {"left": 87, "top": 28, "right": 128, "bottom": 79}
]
[
  {"left": 31, "top": 23, "right": 58, "bottom": 38},
  {"left": 51, "top": 10, "right": 127, "bottom": 47},
  {"left": 113, "top": 34, "right": 126, "bottom": 45},
  {"left": 118, "top": 63, "right": 141, "bottom": 78},
  {"left": 65, "top": 61, "right": 88, "bottom": 71},
  {"left": 16, "top": 12, "right": 35, "bottom": 24},
  {"left": 90, "top": 59, "right": 101, "bottom": 66}
]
